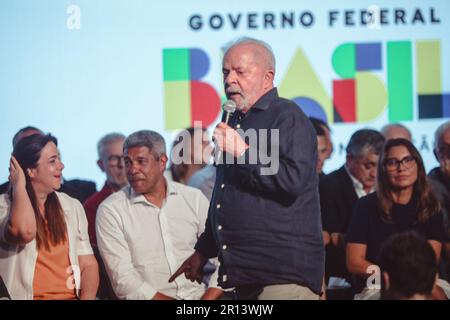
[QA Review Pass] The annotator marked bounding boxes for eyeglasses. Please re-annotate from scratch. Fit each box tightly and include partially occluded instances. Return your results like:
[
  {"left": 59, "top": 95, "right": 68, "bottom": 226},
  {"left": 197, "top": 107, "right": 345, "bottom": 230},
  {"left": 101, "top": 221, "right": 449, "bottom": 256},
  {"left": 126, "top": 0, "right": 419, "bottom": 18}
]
[
  {"left": 107, "top": 155, "right": 125, "bottom": 166},
  {"left": 384, "top": 155, "right": 416, "bottom": 172}
]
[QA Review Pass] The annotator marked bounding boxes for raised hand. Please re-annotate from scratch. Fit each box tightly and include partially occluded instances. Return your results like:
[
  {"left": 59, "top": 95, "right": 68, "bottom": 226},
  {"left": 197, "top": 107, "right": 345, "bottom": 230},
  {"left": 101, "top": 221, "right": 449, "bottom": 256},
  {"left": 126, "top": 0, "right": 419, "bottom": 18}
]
[
  {"left": 9, "top": 156, "right": 26, "bottom": 190},
  {"left": 213, "top": 122, "right": 248, "bottom": 158}
]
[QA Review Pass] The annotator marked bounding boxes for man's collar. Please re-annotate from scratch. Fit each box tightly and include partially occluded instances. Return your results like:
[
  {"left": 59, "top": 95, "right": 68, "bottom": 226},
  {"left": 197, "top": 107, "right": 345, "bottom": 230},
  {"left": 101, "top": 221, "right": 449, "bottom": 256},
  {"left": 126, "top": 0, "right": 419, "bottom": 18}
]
[
  {"left": 249, "top": 87, "right": 278, "bottom": 111},
  {"left": 129, "top": 177, "right": 178, "bottom": 206},
  {"left": 129, "top": 187, "right": 147, "bottom": 205},
  {"left": 345, "top": 165, "right": 363, "bottom": 189},
  {"left": 344, "top": 165, "right": 374, "bottom": 194}
]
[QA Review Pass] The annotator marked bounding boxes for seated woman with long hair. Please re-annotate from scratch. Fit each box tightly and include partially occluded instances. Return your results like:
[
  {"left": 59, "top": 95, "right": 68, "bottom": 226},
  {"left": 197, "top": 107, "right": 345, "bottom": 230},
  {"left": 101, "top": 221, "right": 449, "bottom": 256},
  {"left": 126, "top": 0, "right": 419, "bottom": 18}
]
[
  {"left": 0, "top": 134, "right": 99, "bottom": 299},
  {"left": 346, "top": 138, "right": 446, "bottom": 298}
]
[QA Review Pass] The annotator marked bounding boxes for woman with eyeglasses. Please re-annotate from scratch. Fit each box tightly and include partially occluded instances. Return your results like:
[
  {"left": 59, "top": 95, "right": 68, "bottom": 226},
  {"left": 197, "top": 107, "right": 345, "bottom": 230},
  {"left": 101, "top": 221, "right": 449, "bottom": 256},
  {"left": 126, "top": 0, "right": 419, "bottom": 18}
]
[
  {"left": 346, "top": 138, "right": 446, "bottom": 298},
  {"left": 0, "top": 134, "right": 99, "bottom": 299}
]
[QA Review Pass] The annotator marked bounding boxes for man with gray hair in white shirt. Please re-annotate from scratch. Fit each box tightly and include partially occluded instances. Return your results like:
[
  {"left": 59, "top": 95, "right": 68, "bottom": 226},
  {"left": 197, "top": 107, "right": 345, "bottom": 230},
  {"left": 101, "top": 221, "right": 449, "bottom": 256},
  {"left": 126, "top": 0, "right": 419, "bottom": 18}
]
[{"left": 96, "top": 130, "right": 223, "bottom": 300}]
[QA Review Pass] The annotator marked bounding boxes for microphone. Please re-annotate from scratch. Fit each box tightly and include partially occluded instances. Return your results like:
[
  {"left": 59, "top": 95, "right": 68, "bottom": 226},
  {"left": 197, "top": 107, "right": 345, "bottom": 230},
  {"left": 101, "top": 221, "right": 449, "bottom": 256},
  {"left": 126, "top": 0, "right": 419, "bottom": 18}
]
[
  {"left": 222, "top": 99, "right": 237, "bottom": 124},
  {"left": 214, "top": 100, "right": 237, "bottom": 165}
]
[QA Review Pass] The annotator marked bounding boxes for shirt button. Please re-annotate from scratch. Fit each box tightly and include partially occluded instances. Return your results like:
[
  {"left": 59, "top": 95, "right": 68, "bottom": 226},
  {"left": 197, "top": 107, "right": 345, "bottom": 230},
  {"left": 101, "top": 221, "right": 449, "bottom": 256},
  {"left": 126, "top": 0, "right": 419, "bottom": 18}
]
[
  {"left": 216, "top": 204, "right": 221, "bottom": 209},
  {"left": 223, "top": 275, "right": 228, "bottom": 282},
  {"left": 236, "top": 124, "right": 241, "bottom": 129},
  {"left": 217, "top": 225, "right": 223, "bottom": 230},
  {"left": 222, "top": 244, "right": 227, "bottom": 250},
  {"left": 220, "top": 184, "right": 225, "bottom": 189}
]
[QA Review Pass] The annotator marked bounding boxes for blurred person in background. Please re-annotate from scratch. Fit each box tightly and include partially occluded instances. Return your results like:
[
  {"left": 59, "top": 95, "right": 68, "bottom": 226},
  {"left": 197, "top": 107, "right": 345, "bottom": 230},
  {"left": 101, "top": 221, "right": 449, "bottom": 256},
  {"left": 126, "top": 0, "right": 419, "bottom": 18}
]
[
  {"left": 381, "top": 123, "right": 412, "bottom": 141},
  {"left": 378, "top": 232, "right": 438, "bottom": 300},
  {"left": 83, "top": 133, "right": 128, "bottom": 299},
  {"left": 319, "top": 129, "right": 385, "bottom": 298},
  {"left": 166, "top": 127, "right": 212, "bottom": 185},
  {"left": 428, "top": 120, "right": 450, "bottom": 281}
]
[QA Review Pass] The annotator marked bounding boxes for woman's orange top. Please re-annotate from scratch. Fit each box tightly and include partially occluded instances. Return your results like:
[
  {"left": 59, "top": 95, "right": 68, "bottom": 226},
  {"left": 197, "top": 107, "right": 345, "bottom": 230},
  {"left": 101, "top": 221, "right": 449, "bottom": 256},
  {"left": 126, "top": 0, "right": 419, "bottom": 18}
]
[{"left": 33, "top": 235, "right": 77, "bottom": 300}]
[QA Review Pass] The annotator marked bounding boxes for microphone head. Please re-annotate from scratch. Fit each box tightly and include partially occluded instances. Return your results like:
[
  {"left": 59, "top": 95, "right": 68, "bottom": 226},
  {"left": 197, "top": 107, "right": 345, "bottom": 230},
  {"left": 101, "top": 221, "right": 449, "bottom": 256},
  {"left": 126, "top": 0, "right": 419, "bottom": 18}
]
[{"left": 222, "top": 100, "right": 237, "bottom": 113}]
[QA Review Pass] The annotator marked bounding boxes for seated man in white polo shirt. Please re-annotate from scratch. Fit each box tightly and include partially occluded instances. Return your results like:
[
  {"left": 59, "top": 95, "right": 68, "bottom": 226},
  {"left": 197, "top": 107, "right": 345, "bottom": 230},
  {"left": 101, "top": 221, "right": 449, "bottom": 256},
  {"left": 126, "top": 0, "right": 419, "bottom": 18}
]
[{"left": 96, "top": 130, "right": 222, "bottom": 300}]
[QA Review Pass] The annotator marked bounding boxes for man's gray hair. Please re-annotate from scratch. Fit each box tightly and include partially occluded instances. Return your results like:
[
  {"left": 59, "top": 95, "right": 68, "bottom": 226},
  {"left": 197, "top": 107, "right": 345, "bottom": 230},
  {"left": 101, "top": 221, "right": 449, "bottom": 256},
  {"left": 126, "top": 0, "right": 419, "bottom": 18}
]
[
  {"left": 346, "top": 129, "right": 385, "bottom": 158},
  {"left": 97, "top": 132, "right": 126, "bottom": 158},
  {"left": 223, "top": 37, "right": 276, "bottom": 73},
  {"left": 124, "top": 130, "right": 166, "bottom": 158},
  {"left": 434, "top": 120, "right": 450, "bottom": 150}
]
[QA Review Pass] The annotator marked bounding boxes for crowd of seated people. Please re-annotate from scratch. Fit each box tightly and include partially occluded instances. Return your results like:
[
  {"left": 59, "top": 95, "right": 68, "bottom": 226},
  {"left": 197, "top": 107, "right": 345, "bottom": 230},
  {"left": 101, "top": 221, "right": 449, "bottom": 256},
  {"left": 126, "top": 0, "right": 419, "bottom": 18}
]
[{"left": 0, "top": 120, "right": 449, "bottom": 300}]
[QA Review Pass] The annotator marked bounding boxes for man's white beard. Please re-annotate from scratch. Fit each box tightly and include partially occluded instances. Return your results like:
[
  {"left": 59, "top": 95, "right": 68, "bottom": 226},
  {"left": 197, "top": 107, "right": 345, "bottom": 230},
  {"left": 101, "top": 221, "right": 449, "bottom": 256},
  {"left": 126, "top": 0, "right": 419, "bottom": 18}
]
[{"left": 236, "top": 97, "right": 250, "bottom": 112}]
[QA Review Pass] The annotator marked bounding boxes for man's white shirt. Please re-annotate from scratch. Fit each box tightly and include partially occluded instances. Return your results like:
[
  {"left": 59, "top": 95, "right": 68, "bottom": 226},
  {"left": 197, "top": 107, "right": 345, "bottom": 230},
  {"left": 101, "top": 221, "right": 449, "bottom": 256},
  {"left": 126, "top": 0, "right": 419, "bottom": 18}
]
[
  {"left": 345, "top": 165, "right": 375, "bottom": 198},
  {"left": 96, "top": 179, "right": 219, "bottom": 300}
]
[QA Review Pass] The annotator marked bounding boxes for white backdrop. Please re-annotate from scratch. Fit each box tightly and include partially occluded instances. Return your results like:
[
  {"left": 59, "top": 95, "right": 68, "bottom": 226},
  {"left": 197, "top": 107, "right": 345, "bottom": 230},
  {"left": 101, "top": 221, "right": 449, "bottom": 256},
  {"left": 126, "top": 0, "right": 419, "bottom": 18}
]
[{"left": 1, "top": 0, "right": 449, "bottom": 188}]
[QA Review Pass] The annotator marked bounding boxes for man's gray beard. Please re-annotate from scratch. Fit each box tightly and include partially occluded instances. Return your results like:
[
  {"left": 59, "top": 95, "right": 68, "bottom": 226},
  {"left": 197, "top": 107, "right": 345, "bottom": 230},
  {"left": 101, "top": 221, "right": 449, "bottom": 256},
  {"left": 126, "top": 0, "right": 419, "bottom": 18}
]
[{"left": 236, "top": 98, "right": 250, "bottom": 112}]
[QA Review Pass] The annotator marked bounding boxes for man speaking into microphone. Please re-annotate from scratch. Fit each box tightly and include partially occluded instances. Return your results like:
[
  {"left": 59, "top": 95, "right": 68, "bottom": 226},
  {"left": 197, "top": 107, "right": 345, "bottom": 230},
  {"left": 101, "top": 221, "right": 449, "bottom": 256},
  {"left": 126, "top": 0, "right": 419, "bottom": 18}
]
[
  {"left": 170, "top": 37, "right": 324, "bottom": 300},
  {"left": 213, "top": 100, "right": 236, "bottom": 165}
]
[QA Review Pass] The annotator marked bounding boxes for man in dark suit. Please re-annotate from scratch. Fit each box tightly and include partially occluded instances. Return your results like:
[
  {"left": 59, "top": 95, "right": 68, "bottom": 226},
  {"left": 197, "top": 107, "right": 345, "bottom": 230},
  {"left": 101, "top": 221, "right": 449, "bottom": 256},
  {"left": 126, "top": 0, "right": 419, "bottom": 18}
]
[{"left": 320, "top": 129, "right": 385, "bottom": 298}]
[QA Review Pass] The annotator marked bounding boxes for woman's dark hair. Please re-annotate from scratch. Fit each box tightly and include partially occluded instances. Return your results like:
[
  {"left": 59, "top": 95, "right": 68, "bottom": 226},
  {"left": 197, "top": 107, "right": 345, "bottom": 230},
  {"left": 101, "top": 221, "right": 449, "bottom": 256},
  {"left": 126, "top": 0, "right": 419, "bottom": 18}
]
[
  {"left": 11, "top": 134, "right": 67, "bottom": 250},
  {"left": 377, "top": 138, "right": 440, "bottom": 223}
]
